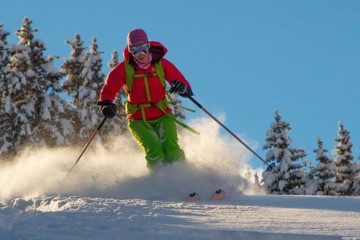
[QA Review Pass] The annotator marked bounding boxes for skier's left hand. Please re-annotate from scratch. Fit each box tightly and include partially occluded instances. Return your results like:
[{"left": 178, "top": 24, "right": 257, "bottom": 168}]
[
  {"left": 169, "top": 80, "right": 193, "bottom": 97},
  {"left": 97, "top": 100, "right": 116, "bottom": 119}
]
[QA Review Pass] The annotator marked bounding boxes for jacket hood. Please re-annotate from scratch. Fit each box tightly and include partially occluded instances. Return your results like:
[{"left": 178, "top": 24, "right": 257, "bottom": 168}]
[{"left": 123, "top": 41, "right": 168, "bottom": 64}]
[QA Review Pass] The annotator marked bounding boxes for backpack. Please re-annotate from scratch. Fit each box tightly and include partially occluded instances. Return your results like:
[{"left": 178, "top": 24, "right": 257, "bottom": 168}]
[
  {"left": 124, "top": 60, "right": 165, "bottom": 98},
  {"left": 123, "top": 59, "right": 199, "bottom": 135}
]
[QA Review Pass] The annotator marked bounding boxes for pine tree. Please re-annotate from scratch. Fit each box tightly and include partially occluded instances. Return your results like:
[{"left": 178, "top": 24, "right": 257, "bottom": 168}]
[
  {"left": 261, "top": 110, "right": 307, "bottom": 195},
  {"left": 0, "top": 24, "right": 10, "bottom": 103},
  {"left": 313, "top": 137, "right": 335, "bottom": 195},
  {"left": 331, "top": 122, "right": 357, "bottom": 196},
  {"left": 0, "top": 23, "right": 10, "bottom": 93},
  {"left": 303, "top": 159, "right": 317, "bottom": 195},
  {"left": 0, "top": 17, "right": 71, "bottom": 158},
  {"left": 61, "top": 33, "right": 87, "bottom": 144},
  {"left": 0, "top": 96, "right": 18, "bottom": 159},
  {"left": 0, "top": 23, "right": 16, "bottom": 159},
  {"left": 77, "top": 37, "right": 105, "bottom": 141},
  {"left": 31, "top": 55, "right": 71, "bottom": 148},
  {"left": 3, "top": 39, "right": 32, "bottom": 157},
  {"left": 61, "top": 33, "right": 87, "bottom": 108},
  {"left": 107, "top": 49, "right": 119, "bottom": 69},
  {"left": 14, "top": 17, "right": 68, "bottom": 148},
  {"left": 304, "top": 160, "right": 315, "bottom": 181},
  {"left": 2, "top": 17, "right": 42, "bottom": 154}
]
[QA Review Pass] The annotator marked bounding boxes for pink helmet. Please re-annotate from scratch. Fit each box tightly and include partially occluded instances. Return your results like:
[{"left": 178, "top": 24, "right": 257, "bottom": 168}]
[{"left": 127, "top": 29, "right": 148, "bottom": 46}]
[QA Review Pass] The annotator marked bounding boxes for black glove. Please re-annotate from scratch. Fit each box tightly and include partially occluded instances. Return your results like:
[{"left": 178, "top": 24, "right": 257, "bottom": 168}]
[
  {"left": 97, "top": 100, "right": 116, "bottom": 119},
  {"left": 169, "top": 80, "right": 193, "bottom": 97}
]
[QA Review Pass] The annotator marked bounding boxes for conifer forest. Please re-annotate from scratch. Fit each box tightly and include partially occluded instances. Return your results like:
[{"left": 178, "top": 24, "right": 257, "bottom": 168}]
[{"left": 1, "top": 17, "right": 360, "bottom": 196}]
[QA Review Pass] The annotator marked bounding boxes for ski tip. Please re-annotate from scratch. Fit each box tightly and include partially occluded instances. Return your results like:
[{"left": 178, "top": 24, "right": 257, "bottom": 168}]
[
  {"left": 186, "top": 192, "right": 200, "bottom": 201},
  {"left": 211, "top": 189, "right": 225, "bottom": 201}
]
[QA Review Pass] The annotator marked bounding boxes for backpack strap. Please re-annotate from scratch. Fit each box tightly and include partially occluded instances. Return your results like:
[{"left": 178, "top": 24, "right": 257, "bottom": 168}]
[
  {"left": 124, "top": 60, "right": 165, "bottom": 94},
  {"left": 124, "top": 60, "right": 134, "bottom": 95},
  {"left": 154, "top": 60, "right": 166, "bottom": 88},
  {"left": 123, "top": 59, "right": 199, "bottom": 135}
]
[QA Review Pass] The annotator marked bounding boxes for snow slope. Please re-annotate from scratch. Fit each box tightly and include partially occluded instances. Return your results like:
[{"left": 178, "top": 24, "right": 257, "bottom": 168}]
[
  {"left": 0, "top": 118, "right": 359, "bottom": 239},
  {"left": 1, "top": 195, "right": 359, "bottom": 240}
]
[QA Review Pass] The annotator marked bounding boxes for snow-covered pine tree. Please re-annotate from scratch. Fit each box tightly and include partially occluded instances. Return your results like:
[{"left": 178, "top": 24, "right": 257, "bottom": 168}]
[
  {"left": 0, "top": 94, "right": 18, "bottom": 159},
  {"left": 261, "top": 110, "right": 307, "bottom": 195},
  {"left": 303, "top": 159, "right": 318, "bottom": 195},
  {"left": 313, "top": 137, "right": 335, "bottom": 195},
  {"left": 1, "top": 17, "right": 70, "bottom": 157},
  {"left": 2, "top": 37, "right": 32, "bottom": 157},
  {"left": 305, "top": 160, "right": 315, "bottom": 182},
  {"left": 3, "top": 17, "right": 42, "bottom": 154},
  {"left": 30, "top": 54, "right": 71, "bottom": 147},
  {"left": 61, "top": 33, "right": 87, "bottom": 144},
  {"left": 0, "top": 23, "right": 10, "bottom": 102},
  {"left": 107, "top": 49, "right": 119, "bottom": 69},
  {"left": 61, "top": 33, "right": 87, "bottom": 108},
  {"left": 331, "top": 122, "right": 357, "bottom": 196},
  {"left": 77, "top": 37, "right": 106, "bottom": 141},
  {"left": 0, "top": 23, "right": 16, "bottom": 159},
  {"left": 0, "top": 23, "right": 10, "bottom": 93},
  {"left": 13, "top": 17, "right": 69, "bottom": 148}
]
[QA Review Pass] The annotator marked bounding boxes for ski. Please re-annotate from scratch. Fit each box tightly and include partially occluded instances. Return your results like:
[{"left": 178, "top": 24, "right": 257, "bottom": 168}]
[
  {"left": 186, "top": 192, "right": 200, "bottom": 201},
  {"left": 211, "top": 189, "right": 225, "bottom": 200},
  {"left": 186, "top": 189, "right": 225, "bottom": 201}
]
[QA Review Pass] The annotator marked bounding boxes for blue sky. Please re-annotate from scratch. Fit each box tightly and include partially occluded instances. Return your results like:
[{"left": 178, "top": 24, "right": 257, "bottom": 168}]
[{"left": 2, "top": 0, "right": 360, "bottom": 170}]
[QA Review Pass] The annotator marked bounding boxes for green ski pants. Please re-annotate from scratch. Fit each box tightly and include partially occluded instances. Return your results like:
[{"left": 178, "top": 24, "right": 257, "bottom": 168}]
[{"left": 128, "top": 114, "right": 185, "bottom": 169}]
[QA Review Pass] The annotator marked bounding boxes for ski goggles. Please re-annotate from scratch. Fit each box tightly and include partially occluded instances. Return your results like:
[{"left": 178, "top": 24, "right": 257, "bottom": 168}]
[{"left": 129, "top": 43, "right": 150, "bottom": 56}]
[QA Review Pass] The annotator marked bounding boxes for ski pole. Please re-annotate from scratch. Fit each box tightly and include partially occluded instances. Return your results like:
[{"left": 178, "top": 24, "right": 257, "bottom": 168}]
[
  {"left": 65, "top": 117, "right": 107, "bottom": 178},
  {"left": 187, "top": 95, "right": 275, "bottom": 172}
]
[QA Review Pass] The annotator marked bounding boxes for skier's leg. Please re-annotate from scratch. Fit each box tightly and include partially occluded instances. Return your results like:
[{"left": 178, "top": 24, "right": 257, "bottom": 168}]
[
  {"left": 153, "top": 114, "right": 185, "bottom": 163},
  {"left": 128, "top": 120, "right": 165, "bottom": 169}
]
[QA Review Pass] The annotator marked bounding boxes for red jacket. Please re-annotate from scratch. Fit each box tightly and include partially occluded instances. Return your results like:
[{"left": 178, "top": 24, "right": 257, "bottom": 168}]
[{"left": 99, "top": 41, "right": 191, "bottom": 120}]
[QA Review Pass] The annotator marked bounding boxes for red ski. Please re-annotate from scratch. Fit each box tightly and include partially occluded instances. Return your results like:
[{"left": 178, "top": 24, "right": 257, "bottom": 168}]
[
  {"left": 211, "top": 189, "right": 225, "bottom": 200},
  {"left": 186, "top": 189, "right": 225, "bottom": 201}
]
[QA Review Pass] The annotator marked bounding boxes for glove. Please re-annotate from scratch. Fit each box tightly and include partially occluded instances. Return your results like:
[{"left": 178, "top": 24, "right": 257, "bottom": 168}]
[
  {"left": 97, "top": 100, "right": 116, "bottom": 119},
  {"left": 169, "top": 80, "right": 193, "bottom": 97}
]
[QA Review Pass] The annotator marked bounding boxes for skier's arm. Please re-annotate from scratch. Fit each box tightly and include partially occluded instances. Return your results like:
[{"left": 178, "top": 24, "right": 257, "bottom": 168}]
[
  {"left": 161, "top": 58, "right": 191, "bottom": 88},
  {"left": 161, "top": 58, "right": 193, "bottom": 97},
  {"left": 99, "top": 63, "right": 126, "bottom": 103}
]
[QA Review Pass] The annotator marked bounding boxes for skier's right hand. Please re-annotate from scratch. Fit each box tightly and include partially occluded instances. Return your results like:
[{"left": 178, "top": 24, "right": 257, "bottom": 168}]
[
  {"left": 97, "top": 100, "right": 116, "bottom": 119},
  {"left": 169, "top": 80, "right": 193, "bottom": 98}
]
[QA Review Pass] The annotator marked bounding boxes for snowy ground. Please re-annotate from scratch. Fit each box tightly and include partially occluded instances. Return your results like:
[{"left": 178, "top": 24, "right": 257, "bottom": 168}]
[
  {"left": 1, "top": 119, "right": 359, "bottom": 239},
  {"left": 1, "top": 194, "right": 359, "bottom": 240}
]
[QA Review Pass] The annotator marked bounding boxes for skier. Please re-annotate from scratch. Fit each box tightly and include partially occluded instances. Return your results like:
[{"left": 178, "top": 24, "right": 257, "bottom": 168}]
[{"left": 98, "top": 28, "right": 193, "bottom": 170}]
